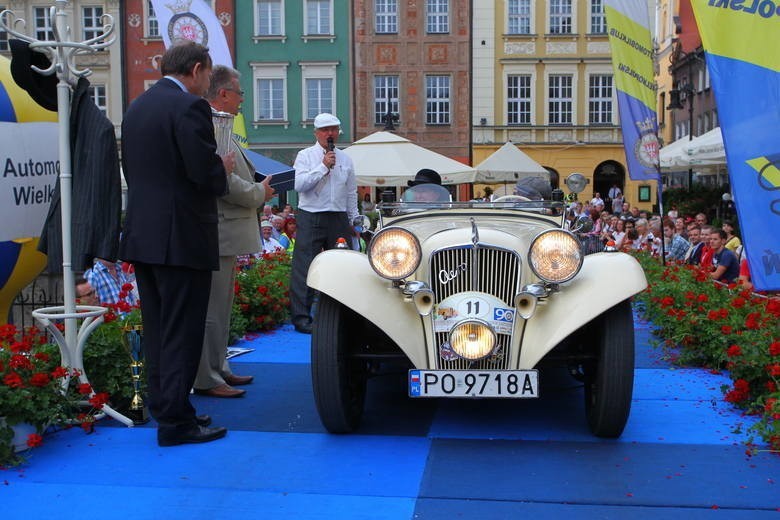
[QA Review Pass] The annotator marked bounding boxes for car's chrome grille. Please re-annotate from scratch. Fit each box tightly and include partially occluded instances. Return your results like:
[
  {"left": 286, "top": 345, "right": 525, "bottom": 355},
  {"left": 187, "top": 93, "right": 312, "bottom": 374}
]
[{"left": 429, "top": 245, "right": 521, "bottom": 370}]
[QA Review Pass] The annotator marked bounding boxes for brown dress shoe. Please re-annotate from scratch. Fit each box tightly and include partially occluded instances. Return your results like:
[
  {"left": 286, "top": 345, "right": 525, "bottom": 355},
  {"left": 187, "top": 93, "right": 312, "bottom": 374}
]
[
  {"left": 193, "top": 384, "right": 246, "bottom": 398},
  {"left": 224, "top": 374, "right": 254, "bottom": 386}
]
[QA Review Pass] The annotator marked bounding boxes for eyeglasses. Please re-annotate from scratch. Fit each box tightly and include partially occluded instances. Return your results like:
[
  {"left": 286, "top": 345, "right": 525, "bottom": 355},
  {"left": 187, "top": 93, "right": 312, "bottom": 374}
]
[{"left": 225, "top": 88, "right": 245, "bottom": 97}]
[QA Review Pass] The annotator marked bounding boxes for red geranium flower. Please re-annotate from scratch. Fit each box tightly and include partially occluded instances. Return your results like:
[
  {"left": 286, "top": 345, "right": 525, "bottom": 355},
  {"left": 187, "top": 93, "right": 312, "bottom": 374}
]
[
  {"left": 121, "top": 282, "right": 134, "bottom": 291},
  {"left": 766, "top": 364, "right": 780, "bottom": 377},
  {"left": 726, "top": 345, "right": 742, "bottom": 358},
  {"left": 29, "top": 372, "right": 51, "bottom": 387},
  {"left": 769, "top": 341, "right": 780, "bottom": 357},
  {"left": 744, "top": 312, "right": 761, "bottom": 330},
  {"left": 26, "top": 433, "right": 43, "bottom": 448},
  {"left": 77, "top": 383, "right": 93, "bottom": 395},
  {"left": 33, "top": 352, "right": 50, "bottom": 362},
  {"left": 721, "top": 325, "right": 733, "bottom": 335},
  {"left": 88, "top": 392, "right": 109, "bottom": 409},
  {"left": 3, "top": 372, "right": 24, "bottom": 388},
  {"left": 696, "top": 293, "right": 708, "bottom": 303},
  {"left": 51, "top": 366, "right": 68, "bottom": 379}
]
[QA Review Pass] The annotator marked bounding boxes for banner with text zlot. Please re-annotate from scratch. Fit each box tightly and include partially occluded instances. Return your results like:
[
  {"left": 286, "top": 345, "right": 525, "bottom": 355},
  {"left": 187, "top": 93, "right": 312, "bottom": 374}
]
[
  {"left": 605, "top": 0, "right": 661, "bottom": 182},
  {"left": 691, "top": 0, "right": 780, "bottom": 291},
  {"left": 0, "top": 122, "right": 59, "bottom": 242}
]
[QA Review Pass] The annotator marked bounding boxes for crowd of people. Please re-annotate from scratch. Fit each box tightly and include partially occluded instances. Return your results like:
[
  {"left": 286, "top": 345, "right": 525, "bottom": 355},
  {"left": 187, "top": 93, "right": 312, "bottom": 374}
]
[{"left": 566, "top": 194, "right": 749, "bottom": 287}]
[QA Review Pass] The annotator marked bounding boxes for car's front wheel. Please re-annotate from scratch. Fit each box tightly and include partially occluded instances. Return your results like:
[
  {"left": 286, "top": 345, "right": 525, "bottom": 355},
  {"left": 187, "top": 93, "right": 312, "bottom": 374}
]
[
  {"left": 583, "top": 299, "right": 635, "bottom": 438},
  {"left": 311, "top": 294, "right": 367, "bottom": 433}
]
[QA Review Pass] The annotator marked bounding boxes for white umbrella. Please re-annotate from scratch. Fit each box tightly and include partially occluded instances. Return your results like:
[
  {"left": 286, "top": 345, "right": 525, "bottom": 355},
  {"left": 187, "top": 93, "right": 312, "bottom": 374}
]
[
  {"left": 660, "top": 128, "right": 726, "bottom": 170},
  {"left": 475, "top": 142, "right": 550, "bottom": 183},
  {"left": 342, "top": 131, "right": 476, "bottom": 186}
]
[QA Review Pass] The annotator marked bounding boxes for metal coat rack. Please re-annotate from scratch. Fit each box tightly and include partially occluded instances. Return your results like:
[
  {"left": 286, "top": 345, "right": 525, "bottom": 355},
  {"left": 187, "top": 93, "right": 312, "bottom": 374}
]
[{"left": 0, "top": 1, "right": 133, "bottom": 426}]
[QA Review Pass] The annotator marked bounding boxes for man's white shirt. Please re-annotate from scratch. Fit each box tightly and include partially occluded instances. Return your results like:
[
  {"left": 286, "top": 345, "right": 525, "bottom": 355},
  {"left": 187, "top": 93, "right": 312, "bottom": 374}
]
[{"left": 293, "top": 143, "right": 359, "bottom": 222}]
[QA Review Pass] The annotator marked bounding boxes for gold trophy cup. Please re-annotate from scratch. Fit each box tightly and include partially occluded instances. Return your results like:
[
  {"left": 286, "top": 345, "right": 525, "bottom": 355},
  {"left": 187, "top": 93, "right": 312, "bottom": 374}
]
[{"left": 122, "top": 325, "right": 150, "bottom": 425}]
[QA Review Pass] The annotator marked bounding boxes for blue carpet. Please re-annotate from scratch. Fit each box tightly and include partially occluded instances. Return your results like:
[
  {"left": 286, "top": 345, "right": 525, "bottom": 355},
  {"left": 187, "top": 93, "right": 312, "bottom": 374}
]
[{"left": 3, "top": 305, "right": 779, "bottom": 518}]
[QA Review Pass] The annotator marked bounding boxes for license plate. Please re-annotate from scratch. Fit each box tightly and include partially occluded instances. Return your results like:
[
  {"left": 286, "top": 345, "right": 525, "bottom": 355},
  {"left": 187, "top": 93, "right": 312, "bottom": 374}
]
[{"left": 408, "top": 370, "right": 539, "bottom": 398}]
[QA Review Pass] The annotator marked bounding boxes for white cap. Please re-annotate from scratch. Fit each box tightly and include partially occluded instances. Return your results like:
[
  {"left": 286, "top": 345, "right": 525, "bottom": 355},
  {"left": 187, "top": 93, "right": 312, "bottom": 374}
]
[
  {"left": 261, "top": 221, "right": 273, "bottom": 228},
  {"left": 313, "top": 113, "right": 341, "bottom": 129}
]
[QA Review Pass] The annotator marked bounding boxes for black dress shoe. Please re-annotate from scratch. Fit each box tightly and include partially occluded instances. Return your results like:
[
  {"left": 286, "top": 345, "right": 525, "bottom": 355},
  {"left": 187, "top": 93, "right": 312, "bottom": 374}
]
[
  {"left": 158, "top": 425, "right": 227, "bottom": 447},
  {"left": 195, "top": 415, "right": 212, "bottom": 427},
  {"left": 294, "top": 320, "right": 313, "bottom": 334}
]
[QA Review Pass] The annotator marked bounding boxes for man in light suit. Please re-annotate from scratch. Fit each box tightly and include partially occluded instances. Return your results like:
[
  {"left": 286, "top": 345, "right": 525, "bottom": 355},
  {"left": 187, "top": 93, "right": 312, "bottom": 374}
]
[
  {"left": 195, "top": 65, "right": 274, "bottom": 398},
  {"left": 120, "top": 42, "right": 233, "bottom": 447}
]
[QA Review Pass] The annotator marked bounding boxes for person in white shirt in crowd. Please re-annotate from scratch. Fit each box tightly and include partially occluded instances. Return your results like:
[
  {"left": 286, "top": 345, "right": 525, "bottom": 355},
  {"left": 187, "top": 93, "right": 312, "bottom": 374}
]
[
  {"left": 590, "top": 192, "right": 604, "bottom": 208},
  {"left": 270, "top": 214, "right": 284, "bottom": 240},
  {"left": 632, "top": 218, "right": 654, "bottom": 252},
  {"left": 289, "top": 113, "right": 359, "bottom": 334},
  {"left": 258, "top": 220, "right": 283, "bottom": 254}
]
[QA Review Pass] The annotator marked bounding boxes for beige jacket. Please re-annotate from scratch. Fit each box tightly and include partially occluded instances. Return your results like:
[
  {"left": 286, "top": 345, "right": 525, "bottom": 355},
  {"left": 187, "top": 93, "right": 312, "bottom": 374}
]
[{"left": 217, "top": 139, "right": 266, "bottom": 255}]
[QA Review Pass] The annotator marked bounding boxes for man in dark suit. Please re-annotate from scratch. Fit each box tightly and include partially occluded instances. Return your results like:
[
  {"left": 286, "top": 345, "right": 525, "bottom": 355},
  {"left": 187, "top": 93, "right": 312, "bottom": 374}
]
[{"left": 120, "top": 41, "right": 234, "bottom": 447}]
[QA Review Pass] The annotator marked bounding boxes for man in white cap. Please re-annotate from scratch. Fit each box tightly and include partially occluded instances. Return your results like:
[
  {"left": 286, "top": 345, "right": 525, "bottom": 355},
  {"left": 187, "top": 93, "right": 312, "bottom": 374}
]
[
  {"left": 290, "top": 113, "right": 359, "bottom": 333},
  {"left": 259, "top": 220, "right": 283, "bottom": 254}
]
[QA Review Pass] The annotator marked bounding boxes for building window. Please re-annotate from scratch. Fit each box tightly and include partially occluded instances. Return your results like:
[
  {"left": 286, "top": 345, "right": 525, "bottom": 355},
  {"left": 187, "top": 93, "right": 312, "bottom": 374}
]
[
  {"left": 425, "top": 75, "right": 450, "bottom": 125},
  {"left": 252, "top": 63, "right": 288, "bottom": 122},
  {"left": 146, "top": 1, "right": 159, "bottom": 38},
  {"left": 305, "top": 78, "right": 333, "bottom": 119},
  {"left": 507, "top": 0, "right": 531, "bottom": 35},
  {"left": 374, "top": 75, "right": 399, "bottom": 125},
  {"left": 34, "top": 7, "right": 54, "bottom": 41},
  {"left": 256, "top": 0, "right": 283, "bottom": 36},
  {"left": 305, "top": 0, "right": 332, "bottom": 35},
  {"left": 82, "top": 6, "right": 104, "bottom": 41},
  {"left": 507, "top": 75, "right": 531, "bottom": 125},
  {"left": 375, "top": 0, "right": 398, "bottom": 34},
  {"left": 548, "top": 75, "right": 573, "bottom": 124},
  {"left": 549, "top": 0, "right": 572, "bottom": 34},
  {"left": 588, "top": 74, "right": 612, "bottom": 124},
  {"left": 590, "top": 0, "right": 606, "bottom": 34},
  {"left": 88, "top": 84, "right": 107, "bottom": 117},
  {"left": 301, "top": 62, "right": 337, "bottom": 121},
  {"left": 0, "top": 6, "right": 8, "bottom": 51},
  {"left": 426, "top": 0, "right": 449, "bottom": 34}
]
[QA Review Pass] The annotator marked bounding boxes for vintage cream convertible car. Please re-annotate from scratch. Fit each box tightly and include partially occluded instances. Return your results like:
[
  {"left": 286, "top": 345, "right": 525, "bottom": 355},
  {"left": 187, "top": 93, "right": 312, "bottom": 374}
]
[{"left": 308, "top": 175, "right": 647, "bottom": 438}]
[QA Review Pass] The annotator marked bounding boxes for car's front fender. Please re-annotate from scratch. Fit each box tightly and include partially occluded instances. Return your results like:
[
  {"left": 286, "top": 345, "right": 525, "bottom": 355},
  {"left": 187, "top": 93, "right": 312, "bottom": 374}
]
[
  {"left": 307, "top": 250, "right": 427, "bottom": 367},
  {"left": 519, "top": 252, "right": 647, "bottom": 369}
]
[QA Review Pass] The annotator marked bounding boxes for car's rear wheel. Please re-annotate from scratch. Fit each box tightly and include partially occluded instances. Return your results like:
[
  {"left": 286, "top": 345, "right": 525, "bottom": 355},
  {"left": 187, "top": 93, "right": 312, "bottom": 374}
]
[
  {"left": 583, "top": 299, "right": 634, "bottom": 438},
  {"left": 311, "top": 293, "right": 367, "bottom": 433}
]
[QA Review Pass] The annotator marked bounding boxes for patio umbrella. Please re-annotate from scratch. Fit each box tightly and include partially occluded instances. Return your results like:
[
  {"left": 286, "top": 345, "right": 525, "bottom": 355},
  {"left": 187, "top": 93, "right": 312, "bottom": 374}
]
[
  {"left": 475, "top": 141, "right": 550, "bottom": 183},
  {"left": 342, "top": 131, "right": 476, "bottom": 186}
]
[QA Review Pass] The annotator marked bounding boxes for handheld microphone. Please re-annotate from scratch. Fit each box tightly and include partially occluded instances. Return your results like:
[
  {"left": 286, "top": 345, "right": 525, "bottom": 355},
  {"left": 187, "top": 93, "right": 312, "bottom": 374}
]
[{"left": 327, "top": 137, "right": 334, "bottom": 152}]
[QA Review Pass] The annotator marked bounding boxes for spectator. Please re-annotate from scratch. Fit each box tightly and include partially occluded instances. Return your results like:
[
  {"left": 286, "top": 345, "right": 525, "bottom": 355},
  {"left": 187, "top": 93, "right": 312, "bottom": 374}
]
[
  {"left": 695, "top": 212, "right": 708, "bottom": 226},
  {"left": 270, "top": 214, "right": 284, "bottom": 240},
  {"left": 361, "top": 193, "right": 376, "bottom": 214},
  {"left": 611, "top": 218, "right": 627, "bottom": 249},
  {"left": 674, "top": 217, "right": 687, "bottom": 240},
  {"left": 259, "top": 221, "right": 283, "bottom": 254},
  {"left": 85, "top": 258, "right": 138, "bottom": 305},
  {"left": 709, "top": 228, "right": 740, "bottom": 283},
  {"left": 722, "top": 220, "right": 742, "bottom": 253},
  {"left": 663, "top": 218, "right": 690, "bottom": 262},
  {"left": 699, "top": 225, "right": 715, "bottom": 268},
  {"left": 278, "top": 217, "right": 297, "bottom": 253},
  {"left": 684, "top": 225, "right": 706, "bottom": 265},
  {"left": 75, "top": 277, "right": 99, "bottom": 306},
  {"left": 590, "top": 192, "right": 604, "bottom": 208}
]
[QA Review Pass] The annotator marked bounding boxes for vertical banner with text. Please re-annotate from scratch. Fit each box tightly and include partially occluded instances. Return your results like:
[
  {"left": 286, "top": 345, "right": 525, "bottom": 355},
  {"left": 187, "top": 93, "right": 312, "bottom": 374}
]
[
  {"left": 690, "top": 0, "right": 780, "bottom": 291},
  {"left": 605, "top": 0, "right": 661, "bottom": 182}
]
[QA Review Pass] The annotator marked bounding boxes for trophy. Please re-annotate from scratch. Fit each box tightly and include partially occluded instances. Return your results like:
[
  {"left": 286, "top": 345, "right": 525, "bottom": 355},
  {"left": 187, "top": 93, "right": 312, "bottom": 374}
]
[
  {"left": 121, "top": 325, "right": 150, "bottom": 425},
  {"left": 212, "top": 110, "right": 235, "bottom": 157}
]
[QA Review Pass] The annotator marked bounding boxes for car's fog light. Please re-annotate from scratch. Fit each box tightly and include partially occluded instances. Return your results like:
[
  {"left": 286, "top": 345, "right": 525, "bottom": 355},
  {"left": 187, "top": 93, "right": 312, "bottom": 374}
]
[{"left": 449, "top": 320, "right": 496, "bottom": 360}]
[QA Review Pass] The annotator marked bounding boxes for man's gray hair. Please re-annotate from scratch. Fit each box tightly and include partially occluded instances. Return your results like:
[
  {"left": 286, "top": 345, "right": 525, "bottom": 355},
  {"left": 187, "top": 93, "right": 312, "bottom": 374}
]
[{"left": 205, "top": 64, "right": 240, "bottom": 101}]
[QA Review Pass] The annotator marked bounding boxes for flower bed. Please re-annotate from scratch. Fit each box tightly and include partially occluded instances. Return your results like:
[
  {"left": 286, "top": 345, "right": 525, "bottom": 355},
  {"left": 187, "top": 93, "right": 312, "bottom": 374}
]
[{"left": 632, "top": 252, "right": 780, "bottom": 452}]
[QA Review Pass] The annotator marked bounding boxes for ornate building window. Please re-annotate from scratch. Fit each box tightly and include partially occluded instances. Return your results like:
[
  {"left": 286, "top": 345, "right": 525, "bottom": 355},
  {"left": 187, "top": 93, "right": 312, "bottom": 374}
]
[
  {"left": 507, "top": 75, "right": 531, "bottom": 125},
  {"left": 146, "top": 1, "right": 159, "bottom": 38},
  {"left": 374, "top": 75, "right": 399, "bottom": 124},
  {"left": 88, "top": 84, "right": 107, "bottom": 117},
  {"left": 425, "top": 75, "right": 450, "bottom": 125},
  {"left": 549, "top": 0, "right": 572, "bottom": 34},
  {"left": 588, "top": 74, "right": 612, "bottom": 124},
  {"left": 252, "top": 63, "right": 288, "bottom": 122},
  {"left": 426, "top": 0, "right": 449, "bottom": 34},
  {"left": 375, "top": 0, "right": 398, "bottom": 34},
  {"left": 305, "top": 0, "right": 332, "bottom": 36},
  {"left": 590, "top": 0, "right": 606, "bottom": 34},
  {"left": 34, "top": 7, "right": 54, "bottom": 41},
  {"left": 82, "top": 6, "right": 104, "bottom": 42},
  {"left": 548, "top": 74, "right": 573, "bottom": 125},
  {"left": 256, "top": 0, "right": 284, "bottom": 36},
  {"left": 507, "top": 0, "right": 531, "bottom": 35}
]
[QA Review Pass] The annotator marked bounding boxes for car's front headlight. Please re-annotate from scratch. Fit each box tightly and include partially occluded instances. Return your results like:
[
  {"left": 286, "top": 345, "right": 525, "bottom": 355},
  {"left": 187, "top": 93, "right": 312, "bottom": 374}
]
[
  {"left": 449, "top": 320, "right": 496, "bottom": 360},
  {"left": 528, "top": 229, "right": 583, "bottom": 284},
  {"left": 368, "top": 227, "right": 421, "bottom": 280}
]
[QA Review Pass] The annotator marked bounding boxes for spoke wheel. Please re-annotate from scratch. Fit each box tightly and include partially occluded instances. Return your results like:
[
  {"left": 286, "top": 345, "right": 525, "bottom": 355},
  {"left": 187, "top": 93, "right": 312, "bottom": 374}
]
[
  {"left": 311, "top": 294, "right": 367, "bottom": 433},
  {"left": 583, "top": 299, "right": 635, "bottom": 438}
]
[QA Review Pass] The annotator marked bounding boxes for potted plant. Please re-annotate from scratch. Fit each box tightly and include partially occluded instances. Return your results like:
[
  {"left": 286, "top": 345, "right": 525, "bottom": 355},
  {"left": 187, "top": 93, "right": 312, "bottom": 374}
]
[{"left": 0, "top": 323, "right": 108, "bottom": 467}]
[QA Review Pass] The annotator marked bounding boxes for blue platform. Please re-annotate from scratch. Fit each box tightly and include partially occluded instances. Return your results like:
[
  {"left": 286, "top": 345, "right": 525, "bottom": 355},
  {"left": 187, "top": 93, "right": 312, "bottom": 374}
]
[{"left": 2, "top": 308, "right": 778, "bottom": 519}]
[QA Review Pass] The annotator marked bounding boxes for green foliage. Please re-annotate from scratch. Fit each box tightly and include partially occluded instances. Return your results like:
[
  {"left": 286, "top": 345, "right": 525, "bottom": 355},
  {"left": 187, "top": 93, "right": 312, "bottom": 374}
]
[
  {"left": 662, "top": 184, "right": 725, "bottom": 219},
  {"left": 230, "top": 251, "right": 292, "bottom": 340},
  {"left": 633, "top": 252, "right": 780, "bottom": 453}
]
